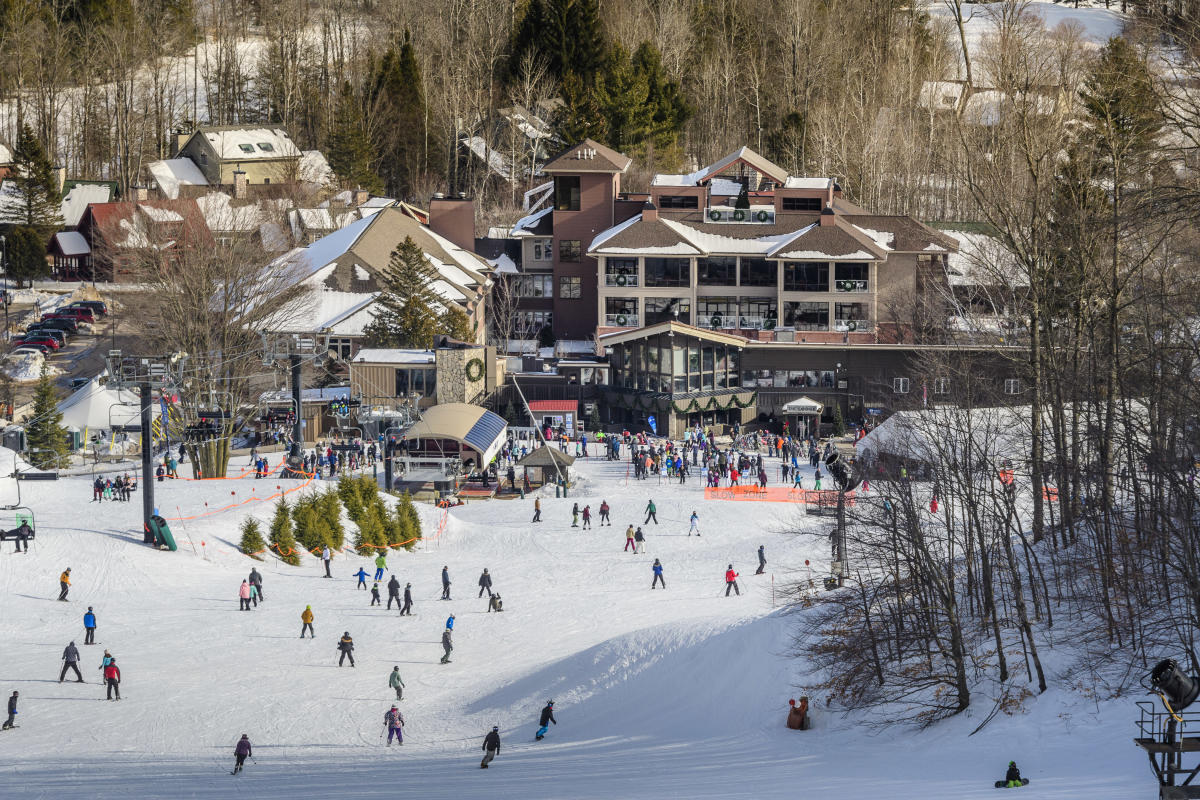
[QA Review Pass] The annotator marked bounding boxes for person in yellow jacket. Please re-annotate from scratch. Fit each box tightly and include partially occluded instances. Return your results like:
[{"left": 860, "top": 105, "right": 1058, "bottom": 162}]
[
  {"left": 300, "top": 605, "right": 314, "bottom": 638},
  {"left": 58, "top": 568, "right": 71, "bottom": 601}
]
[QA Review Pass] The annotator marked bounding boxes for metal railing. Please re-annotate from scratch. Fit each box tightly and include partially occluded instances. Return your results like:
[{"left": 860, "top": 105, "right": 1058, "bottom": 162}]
[
  {"left": 696, "top": 315, "right": 778, "bottom": 330},
  {"left": 604, "top": 273, "right": 638, "bottom": 287},
  {"left": 604, "top": 313, "right": 638, "bottom": 327},
  {"left": 835, "top": 280, "right": 869, "bottom": 293}
]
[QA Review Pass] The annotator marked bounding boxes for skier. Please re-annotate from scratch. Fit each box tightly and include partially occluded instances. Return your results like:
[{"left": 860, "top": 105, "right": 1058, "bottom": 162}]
[
  {"left": 644, "top": 499, "right": 658, "bottom": 524},
  {"left": 813, "top": 468, "right": 822, "bottom": 491},
  {"left": 599, "top": 500, "right": 611, "bottom": 526},
  {"left": 725, "top": 564, "right": 740, "bottom": 596},
  {"left": 300, "top": 606, "right": 314, "bottom": 638},
  {"left": 59, "top": 641, "right": 84, "bottom": 683},
  {"left": 488, "top": 593, "right": 503, "bottom": 612},
  {"left": 625, "top": 525, "right": 637, "bottom": 553},
  {"left": 374, "top": 554, "right": 387, "bottom": 581},
  {"left": 481, "top": 725, "right": 501, "bottom": 768},
  {"left": 249, "top": 582, "right": 260, "bottom": 608},
  {"left": 535, "top": 700, "right": 556, "bottom": 740},
  {"left": 581, "top": 505, "right": 592, "bottom": 530},
  {"left": 233, "top": 734, "right": 252, "bottom": 774},
  {"left": 400, "top": 583, "right": 413, "bottom": 616},
  {"left": 387, "top": 576, "right": 402, "bottom": 610},
  {"left": 441, "top": 566, "right": 452, "bottom": 600},
  {"left": 321, "top": 545, "right": 332, "bottom": 578},
  {"left": 337, "top": 632, "right": 355, "bottom": 667},
  {"left": 531, "top": 497, "right": 541, "bottom": 523},
  {"left": 651, "top": 558, "right": 665, "bottom": 589},
  {"left": 239, "top": 580, "right": 252, "bottom": 611},
  {"left": 11, "top": 520, "right": 29, "bottom": 552},
  {"left": 688, "top": 511, "right": 699, "bottom": 536},
  {"left": 756, "top": 545, "right": 766, "bottom": 575},
  {"left": 83, "top": 607, "right": 97, "bottom": 645},
  {"left": 634, "top": 526, "right": 645, "bottom": 554},
  {"left": 354, "top": 567, "right": 369, "bottom": 589},
  {"left": 98, "top": 649, "right": 113, "bottom": 675},
  {"left": 384, "top": 705, "right": 405, "bottom": 745},
  {"left": 389, "top": 666, "right": 405, "bottom": 700},
  {"left": 103, "top": 657, "right": 121, "bottom": 700},
  {"left": 478, "top": 568, "right": 493, "bottom": 598},
  {"left": 440, "top": 627, "right": 453, "bottom": 664},
  {"left": 571, "top": 502, "right": 579, "bottom": 528},
  {"left": 446, "top": 614, "right": 455, "bottom": 631},
  {"left": 249, "top": 568, "right": 264, "bottom": 601},
  {"left": 58, "top": 567, "right": 71, "bottom": 601},
  {"left": 3, "top": 691, "right": 15, "bottom": 729},
  {"left": 370, "top": 582, "right": 381, "bottom": 606}
]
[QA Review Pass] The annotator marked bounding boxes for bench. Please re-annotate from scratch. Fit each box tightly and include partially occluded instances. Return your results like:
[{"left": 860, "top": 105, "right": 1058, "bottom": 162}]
[
  {"left": 0, "top": 524, "right": 35, "bottom": 542},
  {"left": 16, "top": 471, "right": 58, "bottom": 481}
]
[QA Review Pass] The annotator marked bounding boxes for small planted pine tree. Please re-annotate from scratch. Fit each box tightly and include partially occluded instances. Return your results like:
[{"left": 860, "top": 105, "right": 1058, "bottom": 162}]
[
  {"left": 318, "top": 489, "right": 345, "bottom": 549},
  {"left": 832, "top": 403, "right": 846, "bottom": 437},
  {"left": 269, "top": 498, "right": 300, "bottom": 566},
  {"left": 24, "top": 367, "right": 69, "bottom": 468},
  {"left": 240, "top": 518, "right": 267, "bottom": 560},
  {"left": 338, "top": 474, "right": 366, "bottom": 523},
  {"left": 396, "top": 491, "right": 422, "bottom": 551},
  {"left": 291, "top": 496, "right": 323, "bottom": 552}
]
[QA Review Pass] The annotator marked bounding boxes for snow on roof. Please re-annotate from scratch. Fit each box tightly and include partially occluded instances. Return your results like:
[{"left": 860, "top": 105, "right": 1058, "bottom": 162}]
[
  {"left": 918, "top": 81, "right": 967, "bottom": 111},
  {"left": 707, "top": 178, "right": 743, "bottom": 196},
  {"left": 351, "top": 349, "right": 436, "bottom": 365},
  {"left": 463, "top": 136, "right": 513, "bottom": 180},
  {"left": 488, "top": 252, "right": 518, "bottom": 274},
  {"left": 60, "top": 183, "right": 113, "bottom": 227},
  {"left": 139, "top": 204, "right": 184, "bottom": 223},
  {"left": 268, "top": 214, "right": 374, "bottom": 282},
  {"left": 588, "top": 213, "right": 647, "bottom": 252},
  {"left": 196, "top": 192, "right": 266, "bottom": 232},
  {"left": 850, "top": 224, "right": 895, "bottom": 251},
  {"left": 260, "top": 385, "right": 351, "bottom": 403},
  {"left": 511, "top": 206, "right": 552, "bottom": 237},
  {"left": 772, "top": 248, "right": 875, "bottom": 260},
  {"left": 360, "top": 197, "right": 396, "bottom": 208},
  {"left": 299, "top": 150, "right": 334, "bottom": 185},
  {"left": 271, "top": 289, "right": 380, "bottom": 334},
  {"left": 298, "top": 208, "right": 336, "bottom": 230},
  {"left": 662, "top": 219, "right": 795, "bottom": 256},
  {"left": 196, "top": 126, "right": 301, "bottom": 160},
  {"left": 941, "top": 229, "right": 1027, "bottom": 287},
  {"left": 148, "top": 158, "right": 209, "bottom": 199},
  {"left": 783, "top": 177, "right": 834, "bottom": 190},
  {"left": 53, "top": 231, "right": 90, "bottom": 256},
  {"left": 523, "top": 181, "right": 553, "bottom": 212}
]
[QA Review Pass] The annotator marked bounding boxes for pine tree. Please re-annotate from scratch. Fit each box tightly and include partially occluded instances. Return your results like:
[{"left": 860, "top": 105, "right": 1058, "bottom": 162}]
[
  {"left": 510, "top": 0, "right": 608, "bottom": 84},
  {"left": 557, "top": 71, "right": 608, "bottom": 145},
  {"left": 441, "top": 305, "right": 474, "bottom": 343},
  {"left": 291, "top": 496, "right": 322, "bottom": 552},
  {"left": 338, "top": 474, "right": 366, "bottom": 523},
  {"left": 24, "top": 366, "right": 68, "bottom": 468},
  {"left": 269, "top": 498, "right": 300, "bottom": 565},
  {"left": 354, "top": 502, "right": 387, "bottom": 555},
  {"left": 319, "top": 489, "right": 345, "bottom": 549},
  {"left": 396, "top": 491, "right": 422, "bottom": 551},
  {"left": 240, "top": 518, "right": 266, "bottom": 560},
  {"left": 2, "top": 124, "right": 62, "bottom": 231},
  {"left": 832, "top": 402, "right": 846, "bottom": 437},
  {"left": 371, "top": 31, "right": 429, "bottom": 198},
  {"left": 363, "top": 236, "right": 445, "bottom": 348},
  {"left": 5, "top": 225, "right": 51, "bottom": 287},
  {"left": 587, "top": 403, "right": 601, "bottom": 433},
  {"left": 327, "top": 81, "right": 382, "bottom": 193}
]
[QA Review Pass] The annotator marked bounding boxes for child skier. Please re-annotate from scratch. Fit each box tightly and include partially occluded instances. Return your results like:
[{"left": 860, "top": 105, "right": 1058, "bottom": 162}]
[
  {"left": 385, "top": 706, "right": 404, "bottom": 745},
  {"left": 354, "top": 567, "right": 368, "bottom": 589},
  {"left": 688, "top": 511, "right": 699, "bottom": 536}
]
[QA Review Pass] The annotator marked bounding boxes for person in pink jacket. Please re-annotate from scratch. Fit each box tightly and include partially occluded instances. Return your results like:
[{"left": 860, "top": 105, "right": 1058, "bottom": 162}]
[{"left": 239, "top": 580, "right": 252, "bottom": 611}]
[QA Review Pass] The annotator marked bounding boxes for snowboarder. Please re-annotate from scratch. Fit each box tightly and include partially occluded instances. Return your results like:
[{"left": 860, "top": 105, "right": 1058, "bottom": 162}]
[
  {"left": 651, "top": 559, "right": 665, "bottom": 589},
  {"left": 387, "top": 576, "right": 402, "bottom": 609},
  {"left": 83, "top": 607, "right": 97, "bottom": 645},
  {"left": 478, "top": 568, "right": 493, "bottom": 598},
  {"left": 389, "top": 666, "right": 405, "bottom": 700},
  {"left": 644, "top": 499, "right": 657, "bottom": 524},
  {"left": 233, "top": 734, "right": 252, "bottom": 774},
  {"left": 625, "top": 525, "right": 637, "bottom": 552},
  {"left": 239, "top": 580, "right": 252, "bottom": 611},
  {"left": 103, "top": 658, "right": 121, "bottom": 700},
  {"left": 400, "top": 583, "right": 413, "bottom": 616},
  {"left": 488, "top": 593, "right": 503, "bottom": 612},
  {"left": 581, "top": 505, "right": 592, "bottom": 529},
  {"left": 535, "top": 700, "right": 556, "bottom": 740},
  {"left": 688, "top": 511, "right": 699, "bottom": 536},
  {"left": 249, "top": 568, "right": 264, "bottom": 601},
  {"left": 370, "top": 582, "right": 381, "bottom": 606},
  {"left": 998, "top": 761, "right": 1028, "bottom": 788},
  {"left": 3, "top": 691, "right": 15, "bottom": 729},
  {"left": 531, "top": 497, "right": 541, "bottom": 523},
  {"left": 571, "top": 502, "right": 579, "bottom": 527},
  {"left": 481, "top": 726, "right": 501, "bottom": 768},
  {"left": 440, "top": 628, "right": 453, "bottom": 664},
  {"left": 756, "top": 545, "right": 766, "bottom": 575},
  {"left": 59, "top": 641, "right": 83, "bottom": 683},
  {"left": 321, "top": 545, "right": 332, "bottom": 578},
  {"left": 300, "top": 606, "right": 314, "bottom": 638},
  {"left": 58, "top": 568, "right": 71, "bottom": 601},
  {"left": 374, "top": 554, "right": 387, "bottom": 581},
  {"left": 385, "top": 705, "right": 404, "bottom": 745},
  {"left": 354, "top": 567, "right": 368, "bottom": 589},
  {"left": 337, "top": 632, "right": 355, "bottom": 667},
  {"left": 441, "top": 566, "right": 451, "bottom": 600},
  {"left": 725, "top": 565, "right": 740, "bottom": 596},
  {"left": 446, "top": 614, "right": 455, "bottom": 631},
  {"left": 599, "top": 500, "right": 610, "bottom": 526}
]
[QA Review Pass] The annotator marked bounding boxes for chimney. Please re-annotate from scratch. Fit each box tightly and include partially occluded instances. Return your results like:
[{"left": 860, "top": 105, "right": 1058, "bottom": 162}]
[
  {"left": 354, "top": 187, "right": 369, "bottom": 206},
  {"left": 819, "top": 203, "right": 836, "bottom": 227},
  {"left": 832, "top": 181, "right": 844, "bottom": 200},
  {"left": 53, "top": 165, "right": 66, "bottom": 194},
  {"left": 428, "top": 192, "right": 475, "bottom": 251},
  {"left": 133, "top": 184, "right": 148, "bottom": 202},
  {"left": 641, "top": 200, "right": 657, "bottom": 222},
  {"left": 233, "top": 169, "right": 247, "bottom": 200},
  {"left": 174, "top": 128, "right": 190, "bottom": 157}
]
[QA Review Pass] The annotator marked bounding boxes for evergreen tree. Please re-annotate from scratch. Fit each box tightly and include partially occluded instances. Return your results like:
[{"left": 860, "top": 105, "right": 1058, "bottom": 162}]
[
  {"left": 354, "top": 501, "right": 387, "bottom": 554},
  {"left": 5, "top": 225, "right": 51, "bottom": 287},
  {"left": 291, "top": 496, "right": 322, "bottom": 552},
  {"left": 630, "top": 43, "right": 690, "bottom": 155},
  {"left": 240, "top": 517, "right": 266, "bottom": 560},
  {"left": 269, "top": 498, "right": 300, "bottom": 565},
  {"left": 587, "top": 403, "right": 601, "bottom": 433},
  {"left": 557, "top": 71, "right": 608, "bottom": 145},
  {"left": 442, "top": 305, "right": 474, "bottom": 343},
  {"left": 24, "top": 366, "right": 68, "bottom": 468},
  {"left": 371, "top": 31, "right": 429, "bottom": 198},
  {"left": 1079, "top": 37, "right": 1162, "bottom": 170},
  {"left": 327, "top": 81, "right": 382, "bottom": 193},
  {"left": 2, "top": 124, "right": 62, "bottom": 231},
  {"left": 390, "top": 493, "right": 412, "bottom": 550},
  {"left": 510, "top": 0, "right": 608, "bottom": 84},
  {"left": 832, "top": 402, "right": 846, "bottom": 437},
  {"left": 397, "top": 491, "right": 421, "bottom": 551},
  {"left": 318, "top": 489, "right": 345, "bottom": 548},
  {"left": 364, "top": 236, "right": 463, "bottom": 348}
]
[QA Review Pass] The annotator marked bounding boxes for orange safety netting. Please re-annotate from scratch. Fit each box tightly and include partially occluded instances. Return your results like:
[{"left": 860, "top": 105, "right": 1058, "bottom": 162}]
[
  {"left": 165, "top": 471, "right": 318, "bottom": 523},
  {"left": 703, "top": 486, "right": 858, "bottom": 505}
]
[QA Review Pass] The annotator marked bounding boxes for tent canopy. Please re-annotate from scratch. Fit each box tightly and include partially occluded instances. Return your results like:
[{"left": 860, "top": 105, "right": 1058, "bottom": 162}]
[
  {"left": 515, "top": 446, "right": 576, "bottom": 468},
  {"left": 782, "top": 396, "right": 823, "bottom": 415},
  {"left": 405, "top": 403, "right": 508, "bottom": 466},
  {"left": 57, "top": 378, "right": 141, "bottom": 431}
]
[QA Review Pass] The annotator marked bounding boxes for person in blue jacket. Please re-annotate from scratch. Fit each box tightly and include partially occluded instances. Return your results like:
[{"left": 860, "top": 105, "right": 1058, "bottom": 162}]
[
  {"left": 353, "top": 567, "right": 368, "bottom": 589},
  {"left": 651, "top": 559, "right": 665, "bottom": 589},
  {"left": 446, "top": 614, "right": 455, "bottom": 631},
  {"left": 83, "top": 606, "right": 97, "bottom": 645}
]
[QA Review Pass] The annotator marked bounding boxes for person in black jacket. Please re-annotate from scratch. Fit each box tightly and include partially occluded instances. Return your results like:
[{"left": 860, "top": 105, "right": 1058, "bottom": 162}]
[
  {"left": 755, "top": 545, "right": 766, "bottom": 575},
  {"left": 481, "top": 726, "right": 501, "bottom": 768},
  {"left": 337, "top": 632, "right": 355, "bottom": 667},
  {"left": 478, "top": 568, "right": 493, "bottom": 598},
  {"left": 400, "top": 583, "right": 413, "bottom": 616},
  {"left": 387, "top": 576, "right": 402, "bottom": 609},
  {"left": 370, "top": 582, "right": 381, "bottom": 606},
  {"left": 59, "top": 642, "right": 83, "bottom": 683},
  {"left": 3, "top": 691, "right": 16, "bottom": 729},
  {"left": 441, "top": 566, "right": 451, "bottom": 600},
  {"left": 440, "top": 628, "right": 453, "bottom": 664},
  {"left": 535, "top": 700, "right": 556, "bottom": 740},
  {"left": 249, "top": 568, "right": 264, "bottom": 601}
]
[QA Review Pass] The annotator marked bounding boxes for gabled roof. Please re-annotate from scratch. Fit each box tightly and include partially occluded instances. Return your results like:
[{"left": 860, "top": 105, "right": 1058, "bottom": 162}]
[
  {"left": 768, "top": 220, "right": 889, "bottom": 260},
  {"left": 148, "top": 158, "right": 210, "bottom": 199},
  {"left": 590, "top": 214, "right": 703, "bottom": 256},
  {"left": 183, "top": 126, "right": 301, "bottom": 161},
  {"left": 598, "top": 320, "right": 752, "bottom": 348},
  {"left": 542, "top": 139, "right": 631, "bottom": 174},
  {"left": 511, "top": 206, "right": 552, "bottom": 237},
  {"left": 52, "top": 231, "right": 90, "bottom": 257},
  {"left": 652, "top": 146, "right": 790, "bottom": 187}
]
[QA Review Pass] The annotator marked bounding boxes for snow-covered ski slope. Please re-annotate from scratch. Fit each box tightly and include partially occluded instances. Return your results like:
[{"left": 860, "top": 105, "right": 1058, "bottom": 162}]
[{"left": 0, "top": 449, "right": 1150, "bottom": 798}]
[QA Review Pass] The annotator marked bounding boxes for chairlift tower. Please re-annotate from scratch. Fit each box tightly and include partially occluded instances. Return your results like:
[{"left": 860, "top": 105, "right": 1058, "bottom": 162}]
[{"left": 261, "top": 333, "right": 326, "bottom": 478}]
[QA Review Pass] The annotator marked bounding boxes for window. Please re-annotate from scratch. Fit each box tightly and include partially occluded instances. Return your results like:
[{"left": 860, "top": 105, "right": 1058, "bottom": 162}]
[
  {"left": 199, "top": 152, "right": 207, "bottom": 165},
  {"left": 644, "top": 297, "right": 690, "bottom": 325},
  {"left": 263, "top": 178, "right": 270, "bottom": 185},
  {"left": 657, "top": 195, "right": 699, "bottom": 209},
  {"left": 783, "top": 302, "right": 829, "bottom": 330},
  {"left": 698, "top": 256, "right": 736, "bottom": 286},
  {"left": 1004, "top": 378, "right": 1022, "bottom": 395},
  {"left": 644, "top": 257, "right": 689, "bottom": 287},
  {"left": 513, "top": 274, "right": 553, "bottom": 297},
  {"left": 395, "top": 368, "right": 436, "bottom": 398},
  {"left": 559, "top": 240, "right": 581, "bottom": 262},
  {"left": 533, "top": 240, "right": 552, "bottom": 261},
  {"left": 834, "top": 302, "right": 868, "bottom": 332},
  {"left": 517, "top": 310, "right": 553, "bottom": 335},
  {"left": 238, "top": 143, "right": 255, "bottom": 153},
  {"left": 893, "top": 377, "right": 910, "bottom": 394},
  {"left": 834, "top": 263, "right": 869, "bottom": 292},
  {"left": 554, "top": 176, "right": 580, "bottom": 211},
  {"left": 782, "top": 197, "right": 822, "bottom": 211},
  {"left": 604, "top": 257, "right": 638, "bottom": 286},
  {"left": 739, "top": 298, "right": 777, "bottom": 328},
  {"left": 328, "top": 338, "right": 353, "bottom": 360},
  {"left": 739, "top": 257, "right": 776, "bottom": 287},
  {"left": 783, "top": 261, "right": 829, "bottom": 292},
  {"left": 559, "top": 277, "right": 581, "bottom": 299},
  {"left": 605, "top": 297, "right": 637, "bottom": 327},
  {"left": 934, "top": 377, "right": 950, "bottom": 395},
  {"left": 698, "top": 297, "right": 737, "bottom": 327},
  {"left": 257, "top": 142, "right": 275, "bottom": 152}
]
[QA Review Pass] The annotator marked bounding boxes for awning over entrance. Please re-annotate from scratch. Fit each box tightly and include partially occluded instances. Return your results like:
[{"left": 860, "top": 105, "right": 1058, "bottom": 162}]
[{"left": 782, "top": 396, "right": 823, "bottom": 415}]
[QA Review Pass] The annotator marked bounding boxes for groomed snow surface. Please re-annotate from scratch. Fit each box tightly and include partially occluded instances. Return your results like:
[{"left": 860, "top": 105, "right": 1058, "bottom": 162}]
[{"left": 0, "top": 449, "right": 1150, "bottom": 798}]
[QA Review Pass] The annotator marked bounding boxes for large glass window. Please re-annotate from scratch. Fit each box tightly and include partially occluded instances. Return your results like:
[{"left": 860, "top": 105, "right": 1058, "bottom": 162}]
[
  {"left": 644, "top": 297, "right": 690, "bottom": 325},
  {"left": 739, "top": 298, "right": 777, "bottom": 329},
  {"left": 783, "top": 261, "right": 829, "bottom": 292},
  {"left": 782, "top": 196, "right": 822, "bottom": 211},
  {"left": 698, "top": 256, "right": 736, "bottom": 286},
  {"left": 697, "top": 297, "right": 737, "bottom": 327},
  {"left": 834, "top": 263, "right": 869, "bottom": 293},
  {"left": 605, "top": 297, "right": 638, "bottom": 327},
  {"left": 644, "top": 257, "right": 689, "bottom": 287},
  {"left": 513, "top": 274, "right": 553, "bottom": 297},
  {"left": 658, "top": 195, "right": 699, "bottom": 209},
  {"left": 559, "top": 240, "right": 581, "bottom": 262},
  {"left": 554, "top": 176, "right": 580, "bottom": 211},
  {"left": 784, "top": 301, "right": 829, "bottom": 330},
  {"left": 559, "top": 276, "right": 581, "bottom": 298},
  {"left": 604, "top": 257, "right": 638, "bottom": 287},
  {"left": 835, "top": 302, "right": 868, "bottom": 326},
  {"left": 740, "top": 257, "right": 776, "bottom": 287}
]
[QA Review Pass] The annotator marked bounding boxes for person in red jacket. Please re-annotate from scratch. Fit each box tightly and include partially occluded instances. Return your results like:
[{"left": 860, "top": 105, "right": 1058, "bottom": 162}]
[
  {"left": 104, "top": 658, "right": 121, "bottom": 700},
  {"left": 725, "top": 564, "right": 740, "bottom": 596}
]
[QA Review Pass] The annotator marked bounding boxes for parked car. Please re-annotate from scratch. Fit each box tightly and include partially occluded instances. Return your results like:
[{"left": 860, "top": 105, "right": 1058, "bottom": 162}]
[
  {"left": 15, "top": 335, "right": 61, "bottom": 350},
  {"left": 10, "top": 344, "right": 49, "bottom": 355},
  {"left": 24, "top": 327, "right": 66, "bottom": 345},
  {"left": 37, "top": 318, "right": 79, "bottom": 334},
  {"left": 67, "top": 300, "right": 107, "bottom": 317},
  {"left": 46, "top": 308, "right": 94, "bottom": 324}
]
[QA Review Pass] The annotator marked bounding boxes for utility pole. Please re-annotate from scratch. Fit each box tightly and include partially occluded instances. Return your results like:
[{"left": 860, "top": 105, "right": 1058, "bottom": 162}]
[
  {"left": 284, "top": 353, "right": 303, "bottom": 476},
  {"left": 261, "top": 334, "right": 325, "bottom": 478}
]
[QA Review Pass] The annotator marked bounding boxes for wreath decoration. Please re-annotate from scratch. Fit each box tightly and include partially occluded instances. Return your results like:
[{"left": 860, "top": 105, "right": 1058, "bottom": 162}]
[
  {"left": 733, "top": 209, "right": 746, "bottom": 221},
  {"left": 465, "top": 357, "right": 485, "bottom": 383},
  {"left": 755, "top": 210, "right": 769, "bottom": 222},
  {"left": 708, "top": 210, "right": 722, "bottom": 222}
]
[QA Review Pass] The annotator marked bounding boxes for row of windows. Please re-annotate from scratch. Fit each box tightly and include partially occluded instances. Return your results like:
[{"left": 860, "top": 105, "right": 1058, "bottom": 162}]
[
  {"left": 603, "top": 257, "right": 869, "bottom": 291},
  {"left": 603, "top": 297, "right": 869, "bottom": 330},
  {"left": 512, "top": 275, "right": 581, "bottom": 299},
  {"left": 891, "top": 377, "right": 1022, "bottom": 395}
]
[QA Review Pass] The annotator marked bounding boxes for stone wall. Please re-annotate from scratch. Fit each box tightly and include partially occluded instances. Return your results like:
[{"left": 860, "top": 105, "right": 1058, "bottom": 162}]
[{"left": 435, "top": 346, "right": 487, "bottom": 405}]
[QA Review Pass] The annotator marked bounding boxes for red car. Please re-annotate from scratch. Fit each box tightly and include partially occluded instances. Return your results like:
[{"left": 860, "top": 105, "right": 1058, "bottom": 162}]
[
  {"left": 15, "top": 335, "right": 61, "bottom": 350},
  {"left": 46, "top": 308, "right": 95, "bottom": 324}
]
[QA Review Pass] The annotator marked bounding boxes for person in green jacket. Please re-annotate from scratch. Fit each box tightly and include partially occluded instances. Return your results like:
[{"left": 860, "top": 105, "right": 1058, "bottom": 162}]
[
  {"left": 389, "top": 666, "right": 405, "bottom": 700},
  {"left": 374, "top": 554, "right": 387, "bottom": 581}
]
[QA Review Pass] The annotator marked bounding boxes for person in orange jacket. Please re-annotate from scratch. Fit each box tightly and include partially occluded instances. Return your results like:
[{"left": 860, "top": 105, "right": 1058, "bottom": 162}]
[
  {"left": 58, "top": 568, "right": 71, "bottom": 601},
  {"left": 725, "top": 564, "right": 740, "bottom": 596},
  {"left": 300, "top": 605, "right": 314, "bottom": 638},
  {"left": 104, "top": 658, "right": 121, "bottom": 700}
]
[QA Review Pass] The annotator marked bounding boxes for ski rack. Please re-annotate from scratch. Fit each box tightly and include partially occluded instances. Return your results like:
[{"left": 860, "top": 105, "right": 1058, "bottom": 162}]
[{"left": 1135, "top": 700, "right": 1200, "bottom": 797}]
